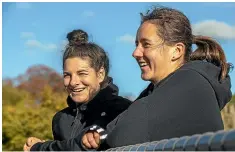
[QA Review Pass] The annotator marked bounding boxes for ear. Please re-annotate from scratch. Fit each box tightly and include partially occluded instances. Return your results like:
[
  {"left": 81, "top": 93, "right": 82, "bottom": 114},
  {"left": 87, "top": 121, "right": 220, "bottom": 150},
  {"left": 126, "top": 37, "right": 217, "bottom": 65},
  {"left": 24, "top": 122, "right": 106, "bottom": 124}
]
[
  {"left": 170, "top": 42, "right": 185, "bottom": 61},
  {"left": 97, "top": 67, "right": 105, "bottom": 83}
]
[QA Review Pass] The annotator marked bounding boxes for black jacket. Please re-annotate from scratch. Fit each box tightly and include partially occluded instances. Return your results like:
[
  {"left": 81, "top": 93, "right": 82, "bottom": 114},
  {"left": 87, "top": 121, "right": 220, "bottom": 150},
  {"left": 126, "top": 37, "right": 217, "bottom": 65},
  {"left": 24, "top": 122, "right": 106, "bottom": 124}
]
[
  {"left": 105, "top": 60, "right": 232, "bottom": 148},
  {"left": 30, "top": 78, "right": 131, "bottom": 151}
]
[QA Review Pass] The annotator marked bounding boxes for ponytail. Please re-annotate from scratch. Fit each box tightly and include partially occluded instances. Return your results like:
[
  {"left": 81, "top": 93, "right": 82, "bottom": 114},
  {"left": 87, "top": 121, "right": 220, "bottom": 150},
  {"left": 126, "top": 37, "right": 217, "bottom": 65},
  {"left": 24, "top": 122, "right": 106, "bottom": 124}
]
[{"left": 190, "top": 35, "right": 232, "bottom": 80}]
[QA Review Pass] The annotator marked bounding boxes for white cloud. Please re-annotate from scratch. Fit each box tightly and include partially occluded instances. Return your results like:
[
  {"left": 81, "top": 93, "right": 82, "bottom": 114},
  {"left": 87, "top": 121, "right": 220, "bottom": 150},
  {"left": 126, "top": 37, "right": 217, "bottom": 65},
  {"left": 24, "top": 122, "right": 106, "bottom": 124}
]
[
  {"left": 82, "top": 11, "right": 95, "bottom": 17},
  {"left": 203, "top": 3, "right": 235, "bottom": 8},
  {"left": 25, "top": 40, "right": 57, "bottom": 51},
  {"left": 192, "top": 20, "right": 235, "bottom": 40},
  {"left": 117, "top": 34, "right": 135, "bottom": 44},
  {"left": 25, "top": 40, "right": 41, "bottom": 47},
  {"left": 47, "top": 44, "right": 57, "bottom": 50},
  {"left": 21, "top": 32, "right": 35, "bottom": 39},
  {"left": 16, "top": 2, "right": 31, "bottom": 9}
]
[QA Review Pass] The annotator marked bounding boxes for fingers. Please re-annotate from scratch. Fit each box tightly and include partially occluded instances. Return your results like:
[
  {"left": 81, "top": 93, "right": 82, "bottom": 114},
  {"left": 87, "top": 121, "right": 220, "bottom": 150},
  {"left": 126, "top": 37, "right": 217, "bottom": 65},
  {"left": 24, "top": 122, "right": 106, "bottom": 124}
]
[
  {"left": 27, "top": 137, "right": 43, "bottom": 146},
  {"left": 87, "top": 132, "right": 99, "bottom": 148},
  {"left": 93, "top": 132, "right": 100, "bottom": 145},
  {"left": 24, "top": 137, "right": 44, "bottom": 151},
  {"left": 82, "top": 131, "right": 101, "bottom": 149},
  {"left": 82, "top": 133, "right": 92, "bottom": 149},
  {"left": 23, "top": 143, "right": 30, "bottom": 152},
  {"left": 26, "top": 137, "right": 33, "bottom": 147},
  {"left": 23, "top": 143, "right": 27, "bottom": 151}
]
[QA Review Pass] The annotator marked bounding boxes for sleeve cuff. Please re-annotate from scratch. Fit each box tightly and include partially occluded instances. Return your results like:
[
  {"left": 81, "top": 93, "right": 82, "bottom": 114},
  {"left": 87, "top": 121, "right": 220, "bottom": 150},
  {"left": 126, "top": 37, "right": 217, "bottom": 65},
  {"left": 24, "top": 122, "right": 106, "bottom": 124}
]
[
  {"left": 80, "top": 125, "right": 108, "bottom": 151},
  {"left": 30, "top": 142, "right": 43, "bottom": 151}
]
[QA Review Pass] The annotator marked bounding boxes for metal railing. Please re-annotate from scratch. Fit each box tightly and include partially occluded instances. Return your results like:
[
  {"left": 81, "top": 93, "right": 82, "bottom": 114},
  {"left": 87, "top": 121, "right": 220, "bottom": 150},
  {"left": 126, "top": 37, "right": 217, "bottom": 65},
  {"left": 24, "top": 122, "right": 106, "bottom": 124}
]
[{"left": 106, "top": 129, "right": 235, "bottom": 151}]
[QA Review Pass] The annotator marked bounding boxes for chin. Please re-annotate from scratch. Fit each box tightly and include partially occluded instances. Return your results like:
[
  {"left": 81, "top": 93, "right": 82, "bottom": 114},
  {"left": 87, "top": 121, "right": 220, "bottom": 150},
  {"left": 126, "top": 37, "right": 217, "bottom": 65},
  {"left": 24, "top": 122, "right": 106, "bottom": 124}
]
[
  {"left": 72, "top": 97, "right": 88, "bottom": 103},
  {"left": 141, "top": 73, "right": 151, "bottom": 81}
]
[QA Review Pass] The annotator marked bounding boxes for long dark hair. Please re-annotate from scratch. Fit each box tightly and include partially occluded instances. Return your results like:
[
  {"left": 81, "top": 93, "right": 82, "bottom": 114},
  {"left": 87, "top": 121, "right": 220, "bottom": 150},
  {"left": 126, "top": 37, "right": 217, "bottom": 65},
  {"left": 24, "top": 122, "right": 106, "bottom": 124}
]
[{"left": 140, "top": 6, "right": 232, "bottom": 80}]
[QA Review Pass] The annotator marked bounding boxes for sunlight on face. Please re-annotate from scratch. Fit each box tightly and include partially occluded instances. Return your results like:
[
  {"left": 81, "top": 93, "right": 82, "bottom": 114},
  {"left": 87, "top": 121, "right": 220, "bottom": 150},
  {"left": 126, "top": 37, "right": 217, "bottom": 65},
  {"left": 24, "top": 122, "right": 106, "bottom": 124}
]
[
  {"left": 132, "top": 22, "right": 174, "bottom": 83},
  {"left": 63, "top": 57, "right": 104, "bottom": 103}
]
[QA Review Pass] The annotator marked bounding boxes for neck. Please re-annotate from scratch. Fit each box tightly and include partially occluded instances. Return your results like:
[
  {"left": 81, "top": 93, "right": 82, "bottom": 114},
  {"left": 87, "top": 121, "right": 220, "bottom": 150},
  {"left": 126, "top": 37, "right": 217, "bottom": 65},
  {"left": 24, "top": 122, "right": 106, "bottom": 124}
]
[{"left": 151, "top": 62, "right": 183, "bottom": 84}]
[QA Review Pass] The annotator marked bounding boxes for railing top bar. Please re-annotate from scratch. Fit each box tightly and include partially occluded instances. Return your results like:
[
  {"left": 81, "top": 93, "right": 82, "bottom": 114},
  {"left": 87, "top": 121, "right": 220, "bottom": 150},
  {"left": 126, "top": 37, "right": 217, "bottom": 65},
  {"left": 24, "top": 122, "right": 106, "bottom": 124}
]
[{"left": 106, "top": 129, "right": 235, "bottom": 151}]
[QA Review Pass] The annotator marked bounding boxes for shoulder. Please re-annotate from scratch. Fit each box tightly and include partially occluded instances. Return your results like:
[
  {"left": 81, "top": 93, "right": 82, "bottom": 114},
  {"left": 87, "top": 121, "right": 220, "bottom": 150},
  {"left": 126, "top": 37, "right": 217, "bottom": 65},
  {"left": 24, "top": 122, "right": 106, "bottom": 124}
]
[
  {"left": 52, "top": 107, "right": 70, "bottom": 122},
  {"left": 107, "top": 95, "right": 132, "bottom": 107},
  {"left": 103, "top": 95, "right": 132, "bottom": 114},
  {"left": 142, "top": 68, "right": 219, "bottom": 116},
  {"left": 175, "top": 68, "right": 205, "bottom": 80},
  {"left": 163, "top": 68, "right": 212, "bottom": 90},
  {"left": 148, "top": 68, "right": 216, "bottom": 104}
]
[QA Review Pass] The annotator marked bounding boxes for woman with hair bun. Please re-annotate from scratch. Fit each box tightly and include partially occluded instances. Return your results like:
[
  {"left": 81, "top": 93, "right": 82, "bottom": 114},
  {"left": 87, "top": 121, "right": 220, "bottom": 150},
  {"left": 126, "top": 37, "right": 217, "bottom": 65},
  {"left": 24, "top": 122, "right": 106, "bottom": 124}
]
[{"left": 23, "top": 29, "right": 131, "bottom": 151}]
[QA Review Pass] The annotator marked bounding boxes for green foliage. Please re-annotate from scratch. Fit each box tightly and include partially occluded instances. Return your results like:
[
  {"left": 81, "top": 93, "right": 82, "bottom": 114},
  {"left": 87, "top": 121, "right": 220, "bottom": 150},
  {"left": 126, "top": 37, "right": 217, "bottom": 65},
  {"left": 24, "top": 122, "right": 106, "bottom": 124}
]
[
  {"left": 2, "top": 65, "right": 68, "bottom": 150},
  {"left": 230, "top": 94, "right": 235, "bottom": 104},
  {"left": 2, "top": 64, "right": 235, "bottom": 150},
  {"left": 2, "top": 84, "right": 30, "bottom": 106},
  {"left": 2, "top": 82, "right": 67, "bottom": 151}
]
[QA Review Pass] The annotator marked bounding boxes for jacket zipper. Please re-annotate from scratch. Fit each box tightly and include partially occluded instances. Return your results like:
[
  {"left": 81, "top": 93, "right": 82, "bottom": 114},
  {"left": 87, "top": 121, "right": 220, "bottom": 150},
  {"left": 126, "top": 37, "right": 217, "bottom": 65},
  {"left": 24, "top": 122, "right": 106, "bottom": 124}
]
[{"left": 70, "top": 107, "right": 80, "bottom": 138}]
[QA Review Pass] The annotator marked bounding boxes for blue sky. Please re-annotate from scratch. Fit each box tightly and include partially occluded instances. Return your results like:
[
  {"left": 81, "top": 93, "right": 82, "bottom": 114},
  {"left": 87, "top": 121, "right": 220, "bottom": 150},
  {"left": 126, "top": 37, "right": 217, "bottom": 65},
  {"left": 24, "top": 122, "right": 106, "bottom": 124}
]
[{"left": 2, "top": 2, "right": 235, "bottom": 97}]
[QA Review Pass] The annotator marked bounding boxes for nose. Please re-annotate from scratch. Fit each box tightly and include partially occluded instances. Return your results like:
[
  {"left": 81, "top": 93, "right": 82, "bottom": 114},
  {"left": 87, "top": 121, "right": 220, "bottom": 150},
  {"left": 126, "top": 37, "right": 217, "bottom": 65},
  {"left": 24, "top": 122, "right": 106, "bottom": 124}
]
[
  {"left": 132, "top": 46, "right": 143, "bottom": 59},
  {"left": 70, "top": 74, "right": 80, "bottom": 87}
]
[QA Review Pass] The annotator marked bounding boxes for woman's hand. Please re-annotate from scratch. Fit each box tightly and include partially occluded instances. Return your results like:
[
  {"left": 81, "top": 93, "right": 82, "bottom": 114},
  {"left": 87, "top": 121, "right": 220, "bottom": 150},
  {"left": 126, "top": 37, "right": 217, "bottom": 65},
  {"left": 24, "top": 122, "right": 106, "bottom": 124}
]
[
  {"left": 23, "top": 137, "right": 45, "bottom": 151},
  {"left": 82, "top": 131, "right": 100, "bottom": 149}
]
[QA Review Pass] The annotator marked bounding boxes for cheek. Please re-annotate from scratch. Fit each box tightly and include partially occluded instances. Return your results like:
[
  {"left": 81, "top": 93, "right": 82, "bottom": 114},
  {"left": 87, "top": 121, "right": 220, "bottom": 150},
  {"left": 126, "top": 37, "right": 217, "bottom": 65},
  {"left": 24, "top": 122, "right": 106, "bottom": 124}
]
[
  {"left": 84, "top": 77, "right": 100, "bottom": 90},
  {"left": 143, "top": 51, "right": 154, "bottom": 61},
  {"left": 63, "top": 78, "right": 70, "bottom": 87}
]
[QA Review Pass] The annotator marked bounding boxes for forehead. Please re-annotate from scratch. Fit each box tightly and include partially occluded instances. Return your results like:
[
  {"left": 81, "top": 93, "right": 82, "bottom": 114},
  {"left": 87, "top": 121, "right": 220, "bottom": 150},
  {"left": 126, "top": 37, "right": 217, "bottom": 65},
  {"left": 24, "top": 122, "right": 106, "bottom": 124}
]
[
  {"left": 64, "top": 57, "right": 90, "bottom": 70},
  {"left": 136, "top": 22, "right": 161, "bottom": 41}
]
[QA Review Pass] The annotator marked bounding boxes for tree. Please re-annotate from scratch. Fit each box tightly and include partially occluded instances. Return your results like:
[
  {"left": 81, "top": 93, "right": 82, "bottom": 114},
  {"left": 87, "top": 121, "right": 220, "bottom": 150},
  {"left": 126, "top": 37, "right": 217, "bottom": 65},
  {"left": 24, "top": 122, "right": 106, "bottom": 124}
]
[
  {"left": 15, "top": 64, "right": 65, "bottom": 99},
  {"left": 2, "top": 83, "right": 67, "bottom": 151},
  {"left": 221, "top": 94, "right": 235, "bottom": 130},
  {"left": 2, "top": 64, "right": 235, "bottom": 150},
  {"left": 2, "top": 65, "right": 68, "bottom": 151}
]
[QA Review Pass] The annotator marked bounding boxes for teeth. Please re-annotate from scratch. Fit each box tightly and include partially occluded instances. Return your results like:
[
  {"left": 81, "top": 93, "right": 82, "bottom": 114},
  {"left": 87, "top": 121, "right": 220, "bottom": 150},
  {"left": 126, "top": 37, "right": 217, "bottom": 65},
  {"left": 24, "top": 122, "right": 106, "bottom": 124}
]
[
  {"left": 73, "top": 88, "right": 85, "bottom": 92},
  {"left": 139, "top": 62, "right": 147, "bottom": 67}
]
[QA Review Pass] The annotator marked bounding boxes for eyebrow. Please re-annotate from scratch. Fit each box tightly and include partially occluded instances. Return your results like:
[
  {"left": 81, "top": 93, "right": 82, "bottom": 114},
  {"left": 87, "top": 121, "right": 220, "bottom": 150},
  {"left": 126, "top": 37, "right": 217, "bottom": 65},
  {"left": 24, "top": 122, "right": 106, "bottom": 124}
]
[
  {"left": 77, "top": 69, "right": 89, "bottom": 73},
  {"left": 63, "top": 71, "right": 70, "bottom": 75},
  {"left": 141, "top": 38, "right": 152, "bottom": 42},
  {"left": 63, "top": 69, "right": 89, "bottom": 74},
  {"left": 136, "top": 38, "right": 152, "bottom": 43}
]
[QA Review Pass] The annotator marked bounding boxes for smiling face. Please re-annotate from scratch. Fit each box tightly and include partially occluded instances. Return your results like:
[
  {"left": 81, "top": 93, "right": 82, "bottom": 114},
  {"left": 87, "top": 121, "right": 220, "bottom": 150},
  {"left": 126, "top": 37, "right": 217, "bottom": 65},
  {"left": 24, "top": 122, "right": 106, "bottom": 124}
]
[
  {"left": 63, "top": 57, "right": 105, "bottom": 103},
  {"left": 132, "top": 22, "right": 178, "bottom": 83}
]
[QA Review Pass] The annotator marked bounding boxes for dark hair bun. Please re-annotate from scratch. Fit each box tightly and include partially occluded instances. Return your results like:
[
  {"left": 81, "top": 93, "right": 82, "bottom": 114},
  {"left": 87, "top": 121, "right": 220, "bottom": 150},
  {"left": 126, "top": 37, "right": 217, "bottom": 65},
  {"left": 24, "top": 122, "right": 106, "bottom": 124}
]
[{"left": 67, "top": 29, "right": 88, "bottom": 46}]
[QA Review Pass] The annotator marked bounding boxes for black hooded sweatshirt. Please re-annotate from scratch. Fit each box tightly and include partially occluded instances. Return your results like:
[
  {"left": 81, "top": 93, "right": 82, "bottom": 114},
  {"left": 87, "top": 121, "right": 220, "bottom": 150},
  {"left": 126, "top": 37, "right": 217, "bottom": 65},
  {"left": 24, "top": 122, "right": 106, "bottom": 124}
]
[
  {"left": 30, "top": 78, "right": 131, "bottom": 151},
  {"left": 104, "top": 60, "right": 232, "bottom": 148}
]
